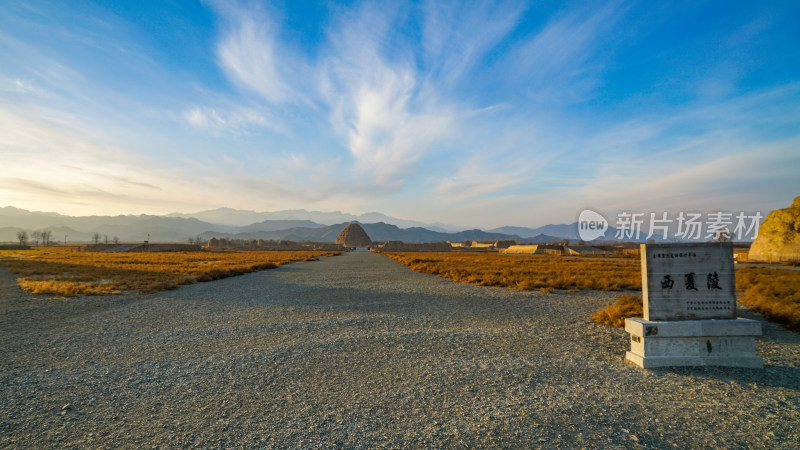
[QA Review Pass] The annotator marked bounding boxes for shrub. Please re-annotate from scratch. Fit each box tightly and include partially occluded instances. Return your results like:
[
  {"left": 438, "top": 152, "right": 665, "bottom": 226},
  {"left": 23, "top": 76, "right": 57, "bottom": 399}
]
[{"left": 590, "top": 294, "right": 643, "bottom": 328}]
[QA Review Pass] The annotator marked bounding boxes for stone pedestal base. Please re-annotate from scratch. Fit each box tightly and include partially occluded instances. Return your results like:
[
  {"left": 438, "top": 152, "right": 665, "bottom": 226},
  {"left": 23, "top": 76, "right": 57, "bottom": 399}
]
[{"left": 624, "top": 318, "right": 763, "bottom": 368}]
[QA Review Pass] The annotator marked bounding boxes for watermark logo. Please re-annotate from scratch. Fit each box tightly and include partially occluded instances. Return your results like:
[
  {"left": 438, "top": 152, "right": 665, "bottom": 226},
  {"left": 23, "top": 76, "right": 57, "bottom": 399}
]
[
  {"left": 576, "top": 209, "right": 763, "bottom": 242},
  {"left": 578, "top": 209, "right": 608, "bottom": 241}
]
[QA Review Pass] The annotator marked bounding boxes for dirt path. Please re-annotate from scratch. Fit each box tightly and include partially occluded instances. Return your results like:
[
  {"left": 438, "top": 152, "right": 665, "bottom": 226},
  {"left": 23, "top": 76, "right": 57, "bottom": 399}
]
[{"left": 1, "top": 251, "right": 798, "bottom": 448}]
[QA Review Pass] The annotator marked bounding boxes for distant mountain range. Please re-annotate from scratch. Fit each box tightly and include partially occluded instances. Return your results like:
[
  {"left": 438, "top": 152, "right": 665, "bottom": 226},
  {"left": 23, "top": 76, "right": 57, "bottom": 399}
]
[
  {"left": 165, "top": 207, "right": 463, "bottom": 232},
  {"left": 488, "top": 224, "right": 586, "bottom": 239},
  {"left": 0, "top": 205, "right": 632, "bottom": 244},
  {"left": 198, "top": 222, "right": 564, "bottom": 244}
]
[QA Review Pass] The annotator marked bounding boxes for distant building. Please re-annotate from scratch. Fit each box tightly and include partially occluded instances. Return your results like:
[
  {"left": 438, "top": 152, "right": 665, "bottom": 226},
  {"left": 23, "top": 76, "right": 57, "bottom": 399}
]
[
  {"left": 375, "top": 241, "right": 453, "bottom": 252},
  {"left": 470, "top": 241, "right": 494, "bottom": 248},
  {"left": 564, "top": 246, "right": 611, "bottom": 256},
  {"left": 501, "top": 244, "right": 555, "bottom": 255},
  {"left": 494, "top": 240, "right": 517, "bottom": 249}
]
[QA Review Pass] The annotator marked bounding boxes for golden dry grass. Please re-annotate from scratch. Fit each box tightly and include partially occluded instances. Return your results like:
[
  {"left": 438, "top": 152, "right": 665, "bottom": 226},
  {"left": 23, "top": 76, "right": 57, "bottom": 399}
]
[
  {"left": 382, "top": 251, "right": 800, "bottom": 331},
  {"left": 380, "top": 251, "right": 641, "bottom": 291},
  {"left": 736, "top": 266, "right": 800, "bottom": 331},
  {"left": 590, "top": 294, "right": 643, "bottom": 328},
  {"left": 592, "top": 266, "right": 800, "bottom": 330},
  {"left": 0, "top": 247, "right": 340, "bottom": 297}
]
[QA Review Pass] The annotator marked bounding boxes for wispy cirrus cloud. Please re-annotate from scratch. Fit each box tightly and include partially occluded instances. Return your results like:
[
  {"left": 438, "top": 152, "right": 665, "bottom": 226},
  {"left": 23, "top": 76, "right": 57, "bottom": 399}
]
[
  {"left": 212, "top": 2, "right": 469, "bottom": 188},
  {"left": 501, "top": 2, "right": 624, "bottom": 104},
  {"left": 10, "top": 77, "right": 54, "bottom": 98},
  {"left": 421, "top": 0, "right": 524, "bottom": 87},
  {"left": 216, "top": 13, "right": 294, "bottom": 104},
  {"left": 435, "top": 160, "right": 528, "bottom": 201},
  {"left": 208, "top": 1, "right": 628, "bottom": 193},
  {"left": 320, "top": 6, "right": 463, "bottom": 186},
  {"left": 498, "top": 83, "right": 800, "bottom": 221},
  {"left": 0, "top": 100, "right": 348, "bottom": 214},
  {"left": 0, "top": 103, "right": 164, "bottom": 209},
  {"left": 183, "top": 106, "right": 280, "bottom": 134},
  {"left": 561, "top": 137, "right": 800, "bottom": 216}
]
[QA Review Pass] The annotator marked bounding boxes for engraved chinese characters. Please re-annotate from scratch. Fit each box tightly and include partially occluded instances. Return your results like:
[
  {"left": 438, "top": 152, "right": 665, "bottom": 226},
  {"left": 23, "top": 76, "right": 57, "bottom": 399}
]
[{"left": 641, "top": 243, "right": 736, "bottom": 321}]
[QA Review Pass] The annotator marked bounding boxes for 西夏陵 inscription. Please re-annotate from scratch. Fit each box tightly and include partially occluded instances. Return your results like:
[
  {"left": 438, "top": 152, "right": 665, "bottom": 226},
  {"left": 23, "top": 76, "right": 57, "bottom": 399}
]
[{"left": 641, "top": 243, "right": 736, "bottom": 321}]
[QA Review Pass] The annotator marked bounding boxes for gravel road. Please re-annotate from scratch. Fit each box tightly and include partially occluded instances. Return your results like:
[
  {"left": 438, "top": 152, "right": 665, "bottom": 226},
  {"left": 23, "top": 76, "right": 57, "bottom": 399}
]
[{"left": 1, "top": 250, "right": 799, "bottom": 448}]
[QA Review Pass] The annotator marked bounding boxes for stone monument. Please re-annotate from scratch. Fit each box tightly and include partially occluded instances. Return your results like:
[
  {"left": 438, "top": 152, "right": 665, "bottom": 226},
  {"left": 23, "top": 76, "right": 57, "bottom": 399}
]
[{"left": 625, "top": 242, "right": 763, "bottom": 368}]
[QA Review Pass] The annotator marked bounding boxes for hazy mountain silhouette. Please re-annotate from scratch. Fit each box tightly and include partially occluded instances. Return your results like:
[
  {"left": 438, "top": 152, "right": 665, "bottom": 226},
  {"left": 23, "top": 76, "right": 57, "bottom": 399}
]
[
  {"left": 238, "top": 219, "right": 326, "bottom": 233},
  {"left": 199, "top": 222, "right": 535, "bottom": 243},
  {"left": 489, "top": 223, "right": 624, "bottom": 241},
  {"left": 166, "top": 207, "right": 462, "bottom": 231},
  {"left": 1, "top": 206, "right": 572, "bottom": 243}
]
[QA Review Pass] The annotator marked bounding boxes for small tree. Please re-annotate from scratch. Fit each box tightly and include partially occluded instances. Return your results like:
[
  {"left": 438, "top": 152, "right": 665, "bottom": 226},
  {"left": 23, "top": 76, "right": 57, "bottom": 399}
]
[
  {"left": 104, "top": 235, "right": 109, "bottom": 244},
  {"left": 42, "top": 230, "right": 52, "bottom": 246},
  {"left": 31, "top": 231, "right": 42, "bottom": 246},
  {"left": 92, "top": 233, "right": 101, "bottom": 245},
  {"left": 113, "top": 236, "right": 119, "bottom": 244},
  {"left": 16, "top": 230, "right": 28, "bottom": 246}
]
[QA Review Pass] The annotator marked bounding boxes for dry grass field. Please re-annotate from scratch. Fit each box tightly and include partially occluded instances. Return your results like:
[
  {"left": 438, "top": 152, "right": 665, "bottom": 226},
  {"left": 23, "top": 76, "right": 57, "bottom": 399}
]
[
  {"left": 0, "top": 247, "right": 339, "bottom": 296},
  {"left": 591, "top": 266, "right": 800, "bottom": 331},
  {"left": 736, "top": 266, "right": 800, "bottom": 331},
  {"left": 380, "top": 251, "right": 640, "bottom": 291},
  {"left": 381, "top": 251, "right": 800, "bottom": 332}
]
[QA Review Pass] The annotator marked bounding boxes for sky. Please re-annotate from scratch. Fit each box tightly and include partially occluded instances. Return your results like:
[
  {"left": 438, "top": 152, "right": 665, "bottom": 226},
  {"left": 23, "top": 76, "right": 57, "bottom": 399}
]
[{"left": 0, "top": 0, "right": 798, "bottom": 228}]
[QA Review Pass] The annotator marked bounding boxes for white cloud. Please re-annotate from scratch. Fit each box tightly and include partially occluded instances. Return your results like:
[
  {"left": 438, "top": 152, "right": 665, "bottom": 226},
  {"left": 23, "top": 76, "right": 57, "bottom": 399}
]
[
  {"left": 0, "top": 102, "right": 356, "bottom": 215},
  {"left": 341, "top": 73, "right": 459, "bottom": 185},
  {"left": 215, "top": 9, "right": 297, "bottom": 104},
  {"left": 497, "top": 83, "right": 800, "bottom": 223},
  {"left": 429, "top": 79, "right": 800, "bottom": 225},
  {"left": 0, "top": 103, "right": 120, "bottom": 161},
  {"left": 182, "top": 106, "right": 279, "bottom": 133},
  {"left": 435, "top": 161, "right": 527, "bottom": 200},
  {"left": 0, "top": 104, "right": 174, "bottom": 213},
  {"left": 208, "top": 2, "right": 534, "bottom": 190},
  {"left": 209, "top": 1, "right": 621, "bottom": 193},
  {"left": 317, "top": 5, "right": 465, "bottom": 187},
  {"left": 421, "top": 0, "right": 523, "bottom": 86},
  {"left": 11, "top": 78, "right": 53, "bottom": 98},
  {"left": 432, "top": 126, "right": 542, "bottom": 201},
  {"left": 571, "top": 138, "right": 800, "bottom": 215},
  {"left": 502, "top": 3, "right": 622, "bottom": 103}
]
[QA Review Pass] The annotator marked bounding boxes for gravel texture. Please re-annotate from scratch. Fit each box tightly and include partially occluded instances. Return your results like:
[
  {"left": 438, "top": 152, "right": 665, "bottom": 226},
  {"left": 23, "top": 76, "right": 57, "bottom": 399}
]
[{"left": 1, "top": 250, "right": 799, "bottom": 448}]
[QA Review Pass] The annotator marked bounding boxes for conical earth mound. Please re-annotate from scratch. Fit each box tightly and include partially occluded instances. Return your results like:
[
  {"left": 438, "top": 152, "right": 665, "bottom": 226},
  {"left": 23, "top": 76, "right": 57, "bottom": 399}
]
[{"left": 335, "top": 223, "right": 373, "bottom": 248}]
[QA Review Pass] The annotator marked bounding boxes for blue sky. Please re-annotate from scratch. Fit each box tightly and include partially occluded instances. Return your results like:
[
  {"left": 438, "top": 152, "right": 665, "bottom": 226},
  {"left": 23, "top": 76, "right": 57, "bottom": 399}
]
[{"left": 1, "top": 0, "right": 798, "bottom": 227}]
